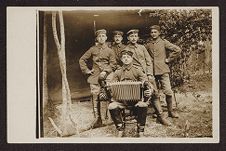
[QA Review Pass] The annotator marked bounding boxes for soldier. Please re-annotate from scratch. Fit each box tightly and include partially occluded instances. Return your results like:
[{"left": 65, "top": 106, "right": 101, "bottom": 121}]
[
  {"left": 145, "top": 25, "right": 182, "bottom": 118},
  {"left": 110, "top": 30, "right": 126, "bottom": 67},
  {"left": 124, "top": 29, "right": 170, "bottom": 125},
  {"left": 124, "top": 29, "right": 153, "bottom": 77},
  {"left": 79, "top": 29, "right": 117, "bottom": 128},
  {"left": 108, "top": 49, "right": 153, "bottom": 137}
]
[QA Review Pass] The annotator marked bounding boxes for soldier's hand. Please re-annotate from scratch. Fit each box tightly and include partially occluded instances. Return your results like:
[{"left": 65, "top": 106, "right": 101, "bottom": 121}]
[
  {"left": 144, "top": 89, "right": 153, "bottom": 97},
  {"left": 165, "top": 58, "right": 170, "bottom": 63},
  {"left": 100, "top": 71, "right": 107, "bottom": 78},
  {"left": 148, "top": 75, "right": 155, "bottom": 81},
  {"left": 86, "top": 69, "right": 94, "bottom": 75},
  {"left": 99, "top": 90, "right": 108, "bottom": 101}
]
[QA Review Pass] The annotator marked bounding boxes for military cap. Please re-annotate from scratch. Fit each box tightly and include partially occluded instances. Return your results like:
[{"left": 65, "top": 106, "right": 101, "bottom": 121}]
[
  {"left": 120, "top": 49, "right": 133, "bottom": 57},
  {"left": 127, "top": 29, "right": 139, "bottom": 35},
  {"left": 112, "top": 30, "right": 124, "bottom": 36},
  {"left": 95, "top": 29, "right": 107, "bottom": 36},
  {"left": 150, "top": 25, "right": 161, "bottom": 32}
]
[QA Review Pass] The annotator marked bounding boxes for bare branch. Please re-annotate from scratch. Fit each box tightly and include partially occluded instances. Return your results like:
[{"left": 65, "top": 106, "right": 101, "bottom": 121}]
[
  {"left": 59, "top": 11, "right": 65, "bottom": 51},
  {"left": 52, "top": 12, "right": 61, "bottom": 50}
]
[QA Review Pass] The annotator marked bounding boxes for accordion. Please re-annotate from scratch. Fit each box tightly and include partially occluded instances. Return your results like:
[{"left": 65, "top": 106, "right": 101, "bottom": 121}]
[{"left": 108, "top": 81, "right": 144, "bottom": 102}]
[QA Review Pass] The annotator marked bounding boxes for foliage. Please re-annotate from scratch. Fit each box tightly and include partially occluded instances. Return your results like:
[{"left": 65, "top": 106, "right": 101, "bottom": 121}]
[{"left": 150, "top": 9, "right": 212, "bottom": 89}]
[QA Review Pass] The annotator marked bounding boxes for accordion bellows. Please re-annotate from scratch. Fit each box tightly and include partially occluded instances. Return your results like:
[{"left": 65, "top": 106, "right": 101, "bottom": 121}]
[{"left": 108, "top": 81, "right": 143, "bottom": 102}]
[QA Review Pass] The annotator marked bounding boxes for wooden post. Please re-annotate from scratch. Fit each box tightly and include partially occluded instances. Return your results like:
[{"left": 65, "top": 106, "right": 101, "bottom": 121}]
[
  {"left": 43, "top": 12, "right": 48, "bottom": 116},
  {"left": 41, "top": 12, "right": 49, "bottom": 137}
]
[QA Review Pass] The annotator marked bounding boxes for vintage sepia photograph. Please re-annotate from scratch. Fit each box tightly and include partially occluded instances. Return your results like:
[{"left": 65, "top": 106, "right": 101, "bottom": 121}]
[{"left": 35, "top": 7, "right": 217, "bottom": 141}]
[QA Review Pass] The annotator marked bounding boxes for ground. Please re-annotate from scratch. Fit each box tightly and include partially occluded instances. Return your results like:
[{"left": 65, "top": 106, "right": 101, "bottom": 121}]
[{"left": 44, "top": 74, "right": 212, "bottom": 138}]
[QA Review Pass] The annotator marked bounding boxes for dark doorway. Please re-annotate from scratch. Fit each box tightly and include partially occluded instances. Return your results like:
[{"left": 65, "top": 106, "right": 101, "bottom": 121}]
[{"left": 39, "top": 9, "right": 159, "bottom": 104}]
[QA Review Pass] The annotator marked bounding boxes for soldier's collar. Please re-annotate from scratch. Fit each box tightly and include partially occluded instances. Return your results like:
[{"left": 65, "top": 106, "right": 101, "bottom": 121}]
[
  {"left": 122, "top": 64, "right": 133, "bottom": 71},
  {"left": 97, "top": 43, "right": 107, "bottom": 49},
  {"left": 150, "top": 37, "right": 161, "bottom": 44},
  {"left": 128, "top": 43, "right": 138, "bottom": 48},
  {"left": 113, "top": 42, "right": 123, "bottom": 47}
]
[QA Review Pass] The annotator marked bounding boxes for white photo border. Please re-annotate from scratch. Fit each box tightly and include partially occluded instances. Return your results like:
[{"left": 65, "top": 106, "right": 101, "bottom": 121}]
[{"left": 7, "top": 6, "right": 219, "bottom": 143}]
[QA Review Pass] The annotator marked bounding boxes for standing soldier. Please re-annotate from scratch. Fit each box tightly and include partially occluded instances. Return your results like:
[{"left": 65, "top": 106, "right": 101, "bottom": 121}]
[
  {"left": 110, "top": 30, "right": 126, "bottom": 67},
  {"left": 145, "top": 25, "right": 182, "bottom": 118},
  {"left": 124, "top": 29, "right": 170, "bottom": 125},
  {"left": 79, "top": 29, "right": 117, "bottom": 128}
]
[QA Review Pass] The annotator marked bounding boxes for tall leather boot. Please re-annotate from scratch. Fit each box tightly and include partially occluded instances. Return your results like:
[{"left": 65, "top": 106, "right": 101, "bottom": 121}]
[
  {"left": 109, "top": 109, "right": 124, "bottom": 137},
  {"left": 166, "top": 95, "right": 179, "bottom": 118},
  {"left": 136, "top": 107, "right": 147, "bottom": 136},
  {"left": 91, "top": 98, "right": 103, "bottom": 128},
  {"left": 152, "top": 98, "right": 171, "bottom": 126}
]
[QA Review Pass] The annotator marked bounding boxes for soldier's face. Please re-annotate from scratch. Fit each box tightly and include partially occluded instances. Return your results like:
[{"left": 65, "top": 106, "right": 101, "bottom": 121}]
[
  {"left": 121, "top": 54, "right": 133, "bottom": 65},
  {"left": 127, "top": 33, "right": 139, "bottom": 44},
  {"left": 113, "top": 35, "right": 123, "bottom": 44},
  {"left": 150, "top": 29, "right": 160, "bottom": 39},
  {"left": 96, "top": 34, "right": 107, "bottom": 44}
]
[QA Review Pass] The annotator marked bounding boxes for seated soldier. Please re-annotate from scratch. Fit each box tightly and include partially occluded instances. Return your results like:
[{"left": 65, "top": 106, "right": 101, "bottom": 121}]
[{"left": 108, "top": 49, "right": 153, "bottom": 137}]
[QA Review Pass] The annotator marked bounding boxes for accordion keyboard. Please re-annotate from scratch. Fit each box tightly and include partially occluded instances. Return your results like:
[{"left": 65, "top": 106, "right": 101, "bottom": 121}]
[{"left": 109, "top": 81, "right": 143, "bottom": 102}]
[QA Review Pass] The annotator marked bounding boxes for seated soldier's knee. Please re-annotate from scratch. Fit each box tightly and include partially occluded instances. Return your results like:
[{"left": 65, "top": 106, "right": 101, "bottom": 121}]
[
  {"left": 108, "top": 102, "right": 119, "bottom": 110},
  {"left": 135, "top": 101, "right": 148, "bottom": 108},
  {"left": 98, "top": 75, "right": 106, "bottom": 82}
]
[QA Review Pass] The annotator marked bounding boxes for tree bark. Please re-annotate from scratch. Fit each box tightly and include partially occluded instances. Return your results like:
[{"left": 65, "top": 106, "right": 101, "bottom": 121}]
[{"left": 51, "top": 11, "right": 77, "bottom": 137}]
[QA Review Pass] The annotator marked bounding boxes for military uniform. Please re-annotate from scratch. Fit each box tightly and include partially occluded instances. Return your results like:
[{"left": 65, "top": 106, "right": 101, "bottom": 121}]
[
  {"left": 79, "top": 43, "right": 116, "bottom": 84},
  {"left": 124, "top": 43, "right": 153, "bottom": 76},
  {"left": 111, "top": 43, "right": 126, "bottom": 67},
  {"left": 108, "top": 50, "right": 152, "bottom": 137},
  {"left": 145, "top": 25, "right": 182, "bottom": 118},
  {"left": 125, "top": 29, "right": 171, "bottom": 125},
  {"left": 79, "top": 29, "right": 117, "bottom": 128},
  {"left": 110, "top": 30, "right": 126, "bottom": 67}
]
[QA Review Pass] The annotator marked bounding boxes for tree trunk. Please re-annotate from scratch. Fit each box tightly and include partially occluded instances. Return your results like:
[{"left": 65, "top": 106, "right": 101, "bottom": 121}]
[{"left": 51, "top": 11, "right": 77, "bottom": 137}]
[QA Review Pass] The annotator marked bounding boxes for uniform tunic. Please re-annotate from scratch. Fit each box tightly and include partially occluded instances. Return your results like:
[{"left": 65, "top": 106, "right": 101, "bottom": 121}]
[
  {"left": 110, "top": 43, "right": 126, "bottom": 67},
  {"left": 79, "top": 43, "right": 117, "bottom": 84},
  {"left": 109, "top": 64, "right": 150, "bottom": 109},
  {"left": 124, "top": 43, "right": 153, "bottom": 76},
  {"left": 145, "top": 38, "right": 181, "bottom": 75},
  {"left": 112, "top": 64, "right": 148, "bottom": 82}
]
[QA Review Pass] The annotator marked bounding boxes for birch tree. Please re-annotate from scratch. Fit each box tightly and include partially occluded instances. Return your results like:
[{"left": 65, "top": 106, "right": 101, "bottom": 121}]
[{"left": 49, "top": 11, "right": 78, "bottom": 137}]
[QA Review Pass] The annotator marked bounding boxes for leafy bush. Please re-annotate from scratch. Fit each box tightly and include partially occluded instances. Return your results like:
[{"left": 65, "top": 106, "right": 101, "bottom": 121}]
[{"left": 149, "top": 9, "right": 212, "bottom": 89}]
